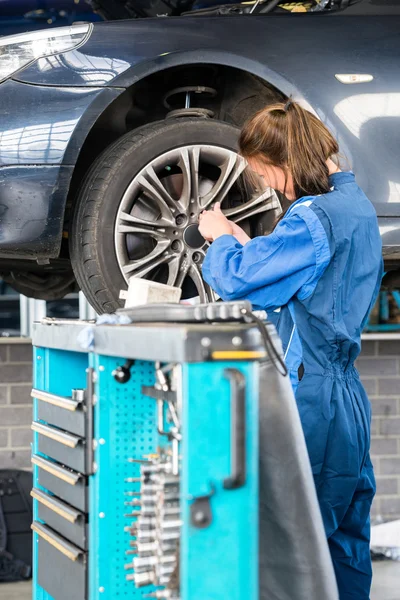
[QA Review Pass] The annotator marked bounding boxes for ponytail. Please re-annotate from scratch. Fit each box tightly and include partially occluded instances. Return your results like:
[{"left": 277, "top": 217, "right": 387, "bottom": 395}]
[{"left": 239, "top": 100, "right": 339, "bottom": 199}]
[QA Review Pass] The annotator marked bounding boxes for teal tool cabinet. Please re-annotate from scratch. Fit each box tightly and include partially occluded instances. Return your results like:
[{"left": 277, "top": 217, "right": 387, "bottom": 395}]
[
  {"left": 31, "top": 317, "right": 338, "bottom": 600},
  {"left": 31, "top": 319, "right": 266, "bottom": 600}
]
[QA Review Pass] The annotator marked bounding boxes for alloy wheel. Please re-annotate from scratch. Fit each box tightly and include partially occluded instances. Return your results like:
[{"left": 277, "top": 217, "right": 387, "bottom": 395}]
[{"left": 115, "top": 145, "right": 280, "bottom": 302}]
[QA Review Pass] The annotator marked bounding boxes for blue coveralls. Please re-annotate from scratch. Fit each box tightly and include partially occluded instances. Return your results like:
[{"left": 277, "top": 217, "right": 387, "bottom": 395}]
[{"left": 203, "top": 172, "right": 383, "bottom": 599}]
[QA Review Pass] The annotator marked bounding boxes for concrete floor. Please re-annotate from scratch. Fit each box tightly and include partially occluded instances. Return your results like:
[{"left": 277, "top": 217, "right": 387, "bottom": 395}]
[{"left": 0, "top": 561, "right": 399, "bottom": 599}]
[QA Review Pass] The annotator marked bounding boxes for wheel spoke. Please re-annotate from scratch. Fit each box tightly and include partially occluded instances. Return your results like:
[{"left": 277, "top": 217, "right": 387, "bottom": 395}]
[
  {"left": 200, "top": 154, "right": 246, "bottom": 210},
  {"left": 224, "top": 189, "right": 282, "bottom": 223},
  {"left": 178, "top": 147, "right": 200, "bottom": 209},
  {"left": 166, "top": 254, "right": 190, "bottom": 288},
  {"left": 117, "top": 216, "right": 170, "bottom": 241},
  {"left": 189, "top": 263, "right": 208, "bottom": 303},
  {"left": 122, "top": 240, "right": 170, "bottom": 276},
  {"left": 125, "top": 166, "right": 176, "bottom": 226},
  {"left": 204, "top": 280, "right": 217, "bottom": 303}
]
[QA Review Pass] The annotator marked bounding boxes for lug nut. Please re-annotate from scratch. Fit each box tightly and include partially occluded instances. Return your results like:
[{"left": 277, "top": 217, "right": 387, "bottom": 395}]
[
  {"left": 171, "top": 240, "right": 181, "bottom": 251},
  {"left": 192, "top": 252, "right": 202, "bottom": 263},
  {"left": 175, "top": 214, "right": 186, "bottom": 226}
]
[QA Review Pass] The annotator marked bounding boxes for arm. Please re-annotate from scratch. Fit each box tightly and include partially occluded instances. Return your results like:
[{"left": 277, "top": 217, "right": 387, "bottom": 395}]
[{"left": 202, "top": 211, "right": 330, "bottom": 311}]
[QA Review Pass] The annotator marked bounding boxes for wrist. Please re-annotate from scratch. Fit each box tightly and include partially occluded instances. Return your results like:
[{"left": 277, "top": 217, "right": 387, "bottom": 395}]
[{"left": 212, "top": 225, "right": 233, "bottom": 241}]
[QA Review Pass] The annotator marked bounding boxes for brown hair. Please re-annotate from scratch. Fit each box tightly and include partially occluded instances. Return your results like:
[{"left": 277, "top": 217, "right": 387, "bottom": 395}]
[{"left": 238, "top": 100, "right": 339, "bottom": 200}]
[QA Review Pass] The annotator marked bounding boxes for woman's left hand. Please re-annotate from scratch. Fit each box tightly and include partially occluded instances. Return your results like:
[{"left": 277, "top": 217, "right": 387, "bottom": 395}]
[{"left": 198, "top": 202, "right": 233, "bottom": 242}]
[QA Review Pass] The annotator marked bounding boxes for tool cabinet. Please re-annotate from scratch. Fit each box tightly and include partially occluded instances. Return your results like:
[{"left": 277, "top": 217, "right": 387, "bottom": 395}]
[{"left": 31, "top": 314, "right": 337, "bottom": 600}]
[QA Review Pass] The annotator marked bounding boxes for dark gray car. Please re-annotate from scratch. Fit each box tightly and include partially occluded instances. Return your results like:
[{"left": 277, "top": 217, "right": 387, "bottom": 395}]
[{"left": 0, "top": 0, "right": 398, "bottom": 312}]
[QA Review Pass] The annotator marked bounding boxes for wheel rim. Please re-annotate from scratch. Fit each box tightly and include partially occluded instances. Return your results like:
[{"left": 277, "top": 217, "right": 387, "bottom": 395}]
[{"left": 115, "top": 144, "right": 280, "bottom": 302}]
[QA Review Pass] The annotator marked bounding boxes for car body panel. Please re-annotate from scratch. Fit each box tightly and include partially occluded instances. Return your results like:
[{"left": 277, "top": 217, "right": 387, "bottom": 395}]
[
  {"left": 0, "top": 81, "right": 123, "bottom": 258},
  {"left": 0, "top": 80, "right": 122, "bottom": 167},
  {"left": 0, "top": 164, "right": 73, "bottom": 258}
]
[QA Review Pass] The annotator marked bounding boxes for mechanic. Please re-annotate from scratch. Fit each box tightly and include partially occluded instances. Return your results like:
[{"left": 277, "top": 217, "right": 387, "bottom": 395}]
[{"left": 198, "top": 100, "right": 383, "bottom": 600}]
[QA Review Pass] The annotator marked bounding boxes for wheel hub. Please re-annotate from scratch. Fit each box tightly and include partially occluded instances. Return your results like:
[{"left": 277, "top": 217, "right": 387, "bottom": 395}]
[{"left": 183, "top": 224, "right": 205, "bottom": 249}]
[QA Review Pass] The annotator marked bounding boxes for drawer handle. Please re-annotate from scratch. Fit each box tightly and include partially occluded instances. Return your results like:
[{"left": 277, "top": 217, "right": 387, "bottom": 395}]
[
  {"left": 32, "top": 522, "right": 83, "bottom": 562},
  {"left": 31, "top": 455, "right": 82, "bottom": 486},
  {"left": 31, "top": 422, "right": 81, "bottom": 448},
  {"left": 31, "top": 488, "right": 82, "bottom": 524},
  {"left": 31, "top": 389, "right": 81, "bottom": 412}
]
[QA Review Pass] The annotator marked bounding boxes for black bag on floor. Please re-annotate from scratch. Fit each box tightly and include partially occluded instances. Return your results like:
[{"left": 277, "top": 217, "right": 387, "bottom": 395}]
[{"left": 0, "top": 469, "right": 32, "bottom": 582}]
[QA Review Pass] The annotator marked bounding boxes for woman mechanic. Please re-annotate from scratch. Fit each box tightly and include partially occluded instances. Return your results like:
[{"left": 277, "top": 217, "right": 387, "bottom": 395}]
[{"left": 198, "top": 100, "right": 383, "bottom": 600}]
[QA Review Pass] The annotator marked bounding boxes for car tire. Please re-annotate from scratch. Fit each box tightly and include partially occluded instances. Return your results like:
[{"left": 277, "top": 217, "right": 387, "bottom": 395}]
[{"left": 70, "top": 118, "right": 246, "bottom": 314}]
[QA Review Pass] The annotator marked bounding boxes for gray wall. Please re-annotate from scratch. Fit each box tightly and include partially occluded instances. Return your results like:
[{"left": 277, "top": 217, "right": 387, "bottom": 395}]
[
  {"left": 0, "top": 342, "right": 33, "bottom": 470},
  {"left": 0, "top": 339, "right": 399, "bottom": 520},
  {"left": 357, "top": 339, "right": 400, "bottom": 521}
]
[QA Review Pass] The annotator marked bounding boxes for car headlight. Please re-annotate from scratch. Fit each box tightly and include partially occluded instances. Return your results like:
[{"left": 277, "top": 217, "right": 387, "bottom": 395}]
[{"left": 0, "top": 24, "right": 92, "bottom": 84}]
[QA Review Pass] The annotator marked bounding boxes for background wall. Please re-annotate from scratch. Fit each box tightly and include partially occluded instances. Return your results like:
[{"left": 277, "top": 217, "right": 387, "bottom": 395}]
[
  {"left": 0, "top": 338, "right": 399, "bottom": 520},
  {"left": 358, "top": 339, "right": 400, "bottom": 521},
  {"left": 0, "top": 342, "right": 33, "bottom": 470}
]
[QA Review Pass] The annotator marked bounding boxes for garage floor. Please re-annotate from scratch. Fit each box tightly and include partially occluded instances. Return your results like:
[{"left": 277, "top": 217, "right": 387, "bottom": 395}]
[{"left": 1, "top": 561, "right": 399, "bottom": 600}]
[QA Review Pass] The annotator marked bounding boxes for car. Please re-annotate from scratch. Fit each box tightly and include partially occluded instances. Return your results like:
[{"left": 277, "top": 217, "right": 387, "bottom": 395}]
[
  {"left": 0, "top": 1, "right": 101, "bottom": 37},
  {"left": 0, "top": 0, "right": 399, "bottom": 313}
]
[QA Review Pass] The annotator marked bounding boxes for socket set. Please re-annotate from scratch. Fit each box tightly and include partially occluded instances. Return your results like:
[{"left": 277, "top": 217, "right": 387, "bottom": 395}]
[
  {"left": 124, "top": 457, "right": 181, "bottom": 595},
  {"left": 123, "top": 362, "right": 182, "bottom": 598}
]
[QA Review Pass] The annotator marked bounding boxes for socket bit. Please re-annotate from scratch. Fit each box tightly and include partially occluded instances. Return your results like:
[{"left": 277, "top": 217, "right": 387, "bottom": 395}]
[
  {"left": 158, "top": 531, "right": 180, "bottom": 542},
  {"left": 153, "top": 473, "right": 179, "bottom": 483},
  {"left": 137, "top": 516, "right": 156, "bottom": 526},
  {"left": 133, "top": 556, "right": 157, "bottom": 569},
  {"left": 156, "top": 567, "right": 175, "bottom": 582},
  {"left": 136, "top": 531, "right": 156, "bottom": 541},
  {"left": 132, "top": 572, "right": 154, "bottom": 586},
  {"left": 137, "top": 541, "right": 176, "bottom": 554},
  {"left": 158, "top": 493, "right": 179, "bottom": 502},
  {"left": 141, "top": 506, "right": 156, "bottom": 516},
  {"left": 156, "top": 507, "right": 180, "bottom": 518},
  {"left": 159, "top": 520, "right": 182, "bottom": 530},
  {"left": 159, "top": 555, "right": 177, "bottom": 565}
]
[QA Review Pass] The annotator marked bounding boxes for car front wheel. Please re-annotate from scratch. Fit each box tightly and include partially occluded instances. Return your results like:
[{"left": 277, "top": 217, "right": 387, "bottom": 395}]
[{"left": 70, "top": 118, "right": 281, "bottom": 314}]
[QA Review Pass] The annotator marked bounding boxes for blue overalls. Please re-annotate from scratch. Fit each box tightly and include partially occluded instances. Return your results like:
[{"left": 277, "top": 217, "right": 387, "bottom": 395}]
[{"left": 203, "top": 172, "right": 383, "bottom": 599}]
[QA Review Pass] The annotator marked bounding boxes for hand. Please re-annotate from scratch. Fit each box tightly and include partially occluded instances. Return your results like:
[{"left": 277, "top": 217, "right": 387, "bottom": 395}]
[{"left": 198, "top": 202, "right": 233, "bottom": 242}]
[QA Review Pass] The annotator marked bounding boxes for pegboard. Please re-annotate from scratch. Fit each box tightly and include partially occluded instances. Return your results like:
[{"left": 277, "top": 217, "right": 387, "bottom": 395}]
[{"left": 89, "top": 355, "right": 162, "bottom": 600}]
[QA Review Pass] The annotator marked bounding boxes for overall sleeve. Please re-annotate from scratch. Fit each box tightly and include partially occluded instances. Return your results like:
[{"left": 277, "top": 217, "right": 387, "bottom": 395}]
[{"left": 202, "top": 208, "right": 331, "bottom": 311}]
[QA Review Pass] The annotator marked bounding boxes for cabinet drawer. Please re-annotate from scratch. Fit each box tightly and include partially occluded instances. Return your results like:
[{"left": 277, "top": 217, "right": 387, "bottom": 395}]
[
  {"left": 33, "top": 389, "right": 86, "bottom": 438},
  {"left": 32, "top": 521, "right": 87, "bottom": 600},
  {"left": 32, "top": 422, "right": 87, "bottom": 474},
  {"left": 32, "top": 488, "right": 87, "bottom": 550},
  {"left": 32, "top": 454, "right": 87, "bottom": 513}
]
